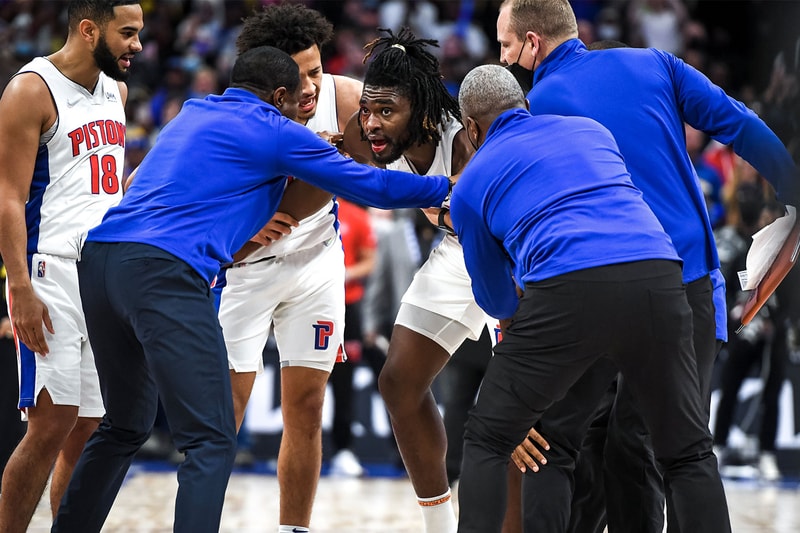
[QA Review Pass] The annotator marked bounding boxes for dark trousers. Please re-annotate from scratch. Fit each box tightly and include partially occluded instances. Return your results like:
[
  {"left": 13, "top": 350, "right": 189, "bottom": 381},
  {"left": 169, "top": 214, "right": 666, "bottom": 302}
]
[
  {"left": 519, "top": 274, "right": 718, "bottom": 533},
  {"left": 53, "top": 242, "right": 237, "bottom": 533},
  {"left": 457, "top": 261, "right": 730, "bottom": 533},
  {"left": 566, "top": 378, "right": 616, "bottom": 533},
  {"left": 518, "top": 357, "right": 618, "bottom": 532}
]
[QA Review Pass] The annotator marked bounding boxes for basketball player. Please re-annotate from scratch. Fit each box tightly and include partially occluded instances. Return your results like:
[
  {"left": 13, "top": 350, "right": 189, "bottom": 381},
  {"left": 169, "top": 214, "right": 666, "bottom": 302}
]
[
  {"left": 216, "top": 5, "right": 362, "bottom": 532},
  {"left": 0, "top": 1, "right": 143, "bottom": 530},
  {"left": 341, "top": 28, "right": 509, "bottom": 533}
]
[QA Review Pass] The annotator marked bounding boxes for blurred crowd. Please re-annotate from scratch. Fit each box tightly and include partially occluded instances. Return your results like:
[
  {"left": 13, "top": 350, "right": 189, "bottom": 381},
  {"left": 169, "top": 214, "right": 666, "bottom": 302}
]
[
  {"left": 1, "top": 0, "right": 799, "bottom": 475},
  {"left": 1, "top": 0, "right": 798, "bottom": 189}
]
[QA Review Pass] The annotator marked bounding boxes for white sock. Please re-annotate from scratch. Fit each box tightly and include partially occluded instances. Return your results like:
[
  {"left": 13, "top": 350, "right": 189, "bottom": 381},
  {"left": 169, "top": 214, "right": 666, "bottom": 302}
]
[
  {"left": 418, "top": 489, "right": 457, "bottom": 533},
  {"left": 278, "top": 526, "right": 309, "bottom": 533}
]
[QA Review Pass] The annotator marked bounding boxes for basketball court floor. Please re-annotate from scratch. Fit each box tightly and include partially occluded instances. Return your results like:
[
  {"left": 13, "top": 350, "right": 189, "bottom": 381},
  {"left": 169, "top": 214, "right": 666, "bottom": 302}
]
[{"left": 27, "top": 462, "right": 800, "bottom": 532}]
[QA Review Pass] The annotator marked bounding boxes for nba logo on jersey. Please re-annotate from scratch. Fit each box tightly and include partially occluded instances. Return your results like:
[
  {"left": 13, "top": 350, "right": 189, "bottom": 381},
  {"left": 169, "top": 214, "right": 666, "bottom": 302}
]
[
  {"left": 37, "top": 261, "right": 46, "bottom": 278},
  {"left": 312, "top": 320, "right": 334, "bottom": 350},
  {"left": 493, "top": 324, "right": 503, "bottom": 344}
]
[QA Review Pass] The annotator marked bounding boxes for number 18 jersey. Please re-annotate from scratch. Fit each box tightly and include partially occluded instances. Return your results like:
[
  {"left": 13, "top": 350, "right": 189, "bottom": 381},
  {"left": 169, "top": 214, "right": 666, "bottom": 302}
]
[{"left": 19, "top": 57, "right": 125, "bottom": 261}]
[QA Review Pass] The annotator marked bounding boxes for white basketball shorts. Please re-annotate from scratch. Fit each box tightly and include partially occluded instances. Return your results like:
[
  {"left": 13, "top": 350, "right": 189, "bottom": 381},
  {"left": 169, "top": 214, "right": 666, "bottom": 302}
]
[
  {"left": 396, "top": 235, "right": 499, "bottom": 355},
  {"left": 218, "top": 239, "right": 346, "bottom": 373},
  {"left": 11, "top": 253, "right": 103, "bottom": 418}
]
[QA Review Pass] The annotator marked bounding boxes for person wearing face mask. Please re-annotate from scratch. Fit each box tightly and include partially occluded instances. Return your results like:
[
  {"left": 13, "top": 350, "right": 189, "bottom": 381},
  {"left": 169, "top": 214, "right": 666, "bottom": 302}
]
[
  {"left": 495, "top": 0, "right": 799, "bottom": 532},
  {"left": 452, "top": 63, "right": 731, "bottom": 533},
  {"left": 505, "top": 39, "right": 534, "bottom": 94}
]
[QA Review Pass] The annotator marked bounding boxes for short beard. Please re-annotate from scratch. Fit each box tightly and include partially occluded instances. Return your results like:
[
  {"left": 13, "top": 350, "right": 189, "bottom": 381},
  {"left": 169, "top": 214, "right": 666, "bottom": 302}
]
[
  {"left": 371, "top": 138, "right": 413, "bottom": 166},
  {"left": 93, "top": 34, "right": 128, "bottom": 81}
]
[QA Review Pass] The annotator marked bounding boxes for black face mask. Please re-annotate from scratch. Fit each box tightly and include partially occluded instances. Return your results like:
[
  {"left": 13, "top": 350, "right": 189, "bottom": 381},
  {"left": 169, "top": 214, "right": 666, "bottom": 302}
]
[
  {"left": 506, "top": 42, "right": 534, "bottom": 94},
  {"left": 506, "top": 62, "right": 533, "bottom": 94}
]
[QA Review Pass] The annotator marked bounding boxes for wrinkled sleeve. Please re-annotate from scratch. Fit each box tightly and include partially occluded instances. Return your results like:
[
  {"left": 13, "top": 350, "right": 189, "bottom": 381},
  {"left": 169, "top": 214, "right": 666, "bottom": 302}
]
[
  {"left": 450, "top": 187, "right": 519, "bottom": 319},
  {"left": 668, "top": 51, "right": 799, "bottom": 205},
  {"left": 275, "top": 122, "right": 449, "bottom": 209}
]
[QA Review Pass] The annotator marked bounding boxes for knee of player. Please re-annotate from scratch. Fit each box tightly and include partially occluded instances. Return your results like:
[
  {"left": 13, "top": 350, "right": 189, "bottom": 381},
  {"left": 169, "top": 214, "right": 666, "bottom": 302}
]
[{"left": 282, "top": 393, "right": 326, "bottom": 425}]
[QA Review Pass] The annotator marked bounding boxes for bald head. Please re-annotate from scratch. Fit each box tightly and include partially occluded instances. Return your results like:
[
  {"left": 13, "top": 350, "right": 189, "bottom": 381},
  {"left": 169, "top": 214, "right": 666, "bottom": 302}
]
[{"left": 459, "top": 65, "right": 527, "bottom": 124}]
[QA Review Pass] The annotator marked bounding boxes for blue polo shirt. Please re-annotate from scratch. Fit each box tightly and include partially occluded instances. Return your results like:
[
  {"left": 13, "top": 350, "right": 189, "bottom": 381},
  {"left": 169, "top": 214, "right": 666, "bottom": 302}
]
[
  {"left": 451, "top": 108, "right": 679, "bottom": 319},
  {"left": 87, "top": 88, "right": 449, "bottom": 282},
  {"left": 527, "top": 39, "right": 799, "bottom": 338}
]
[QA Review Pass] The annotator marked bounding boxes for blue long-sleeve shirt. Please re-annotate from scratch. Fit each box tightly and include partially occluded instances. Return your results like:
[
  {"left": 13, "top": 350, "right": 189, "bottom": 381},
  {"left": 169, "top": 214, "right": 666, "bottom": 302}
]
[
  {"left": 528, "top": 39, "right": 799, "bottom": 339},
  {"left": 87, "top": 88, "right": 449, "bottom": 282},
  {"left": 450, "top": 109, "right": 680, "bottom": 319}
]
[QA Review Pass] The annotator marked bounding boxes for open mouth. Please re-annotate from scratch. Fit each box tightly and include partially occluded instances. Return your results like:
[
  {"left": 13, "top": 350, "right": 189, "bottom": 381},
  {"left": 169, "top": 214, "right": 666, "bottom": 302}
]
[
  {"left": 119, "top": 55, "right": 132, "bottom": 69},
  {"left": 370, "top": 139, "right": 388, "bottom": 153},
  {"left": 299, "top": 97, "right": 316, "bottom": 113}
]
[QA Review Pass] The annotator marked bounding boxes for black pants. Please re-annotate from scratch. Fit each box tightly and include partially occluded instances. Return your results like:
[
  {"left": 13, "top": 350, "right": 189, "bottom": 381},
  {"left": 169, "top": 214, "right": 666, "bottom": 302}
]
[
  {"left": 457, "top": 261, "right": 730, "bottom": 533},
  {"left": 566, "top": 378, "right": 616, "bottom": 533},
  {"left": 519, "top": 274, "right": 718, "bottom": 533},
  {"left": 53, "top": 242, "right": 237, "bottom": 533}
]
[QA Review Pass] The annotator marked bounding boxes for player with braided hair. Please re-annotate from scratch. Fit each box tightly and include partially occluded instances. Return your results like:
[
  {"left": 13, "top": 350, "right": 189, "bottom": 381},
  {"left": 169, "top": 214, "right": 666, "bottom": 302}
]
[
  {"left": 359, "top": 28, "right": 461, "bottom": 150},
  {"left": 341, "top": 28, "right": 547, "bottom": 532}
]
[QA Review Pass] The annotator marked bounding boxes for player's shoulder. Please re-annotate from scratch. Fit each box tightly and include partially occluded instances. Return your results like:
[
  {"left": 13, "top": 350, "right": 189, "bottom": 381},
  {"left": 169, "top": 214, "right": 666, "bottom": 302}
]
[
  {"left": 331, "top": 74, "right": 363, "bottom": 94},
  {"left": 331, "top": 75, "right": 363, "bottom": 132},
  {"left": 3, "top": 69, "right": 51, "bottom": 98},
  {"left": 0, "top": 71, "right": 54, "bottom": 123},
  {"left": 332, "top": 74, "right": 363, "bottom": 107},
  {"left": 450, "top": 128, "right": 474, "bottom": 175},
  {"left": 116, "top": 80, "right": 129, "bottom": 105}
]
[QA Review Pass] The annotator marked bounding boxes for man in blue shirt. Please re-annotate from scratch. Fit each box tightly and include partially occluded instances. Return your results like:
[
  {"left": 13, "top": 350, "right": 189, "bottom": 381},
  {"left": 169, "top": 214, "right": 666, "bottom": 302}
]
[
  {"left": 452, "top": 64, "right": 731, "bottom": 533},
  {"left": 496, "top": 0, "right": 798, "bottom": 530},
  {"left": 52, "top": 45, "right": 451, "bottom": 533}
]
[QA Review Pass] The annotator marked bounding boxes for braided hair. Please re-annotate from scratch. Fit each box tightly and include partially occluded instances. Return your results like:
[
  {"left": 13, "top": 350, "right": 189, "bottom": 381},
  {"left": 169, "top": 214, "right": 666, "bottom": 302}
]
[{"left": 361, "top": 28, "right": 460, "bottom": 146}]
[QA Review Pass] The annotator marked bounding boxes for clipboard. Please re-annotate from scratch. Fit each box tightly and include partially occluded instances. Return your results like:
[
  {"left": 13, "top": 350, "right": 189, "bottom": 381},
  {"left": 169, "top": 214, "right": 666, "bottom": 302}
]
[{"left": 737, "top": 220, "right": 800, "bottom": 332}]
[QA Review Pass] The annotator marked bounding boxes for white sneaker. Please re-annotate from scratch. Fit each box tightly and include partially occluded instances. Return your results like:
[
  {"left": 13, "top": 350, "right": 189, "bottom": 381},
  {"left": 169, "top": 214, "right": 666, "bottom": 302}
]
[
  {"left": 758, "top": 452, "right": 780, "bottom": 481},
  {"left": 330, "top": 449, "right": 365, "bottom": 478}
]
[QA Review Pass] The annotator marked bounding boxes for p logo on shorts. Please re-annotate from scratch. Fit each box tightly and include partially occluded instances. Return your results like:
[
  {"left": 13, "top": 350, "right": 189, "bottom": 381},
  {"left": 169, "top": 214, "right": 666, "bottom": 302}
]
[
  {"left": 313, "top": 320, "right": 334, "bottom": 350},
  {"left": 493, "top": 324, "right": 503, "bottom": 344}
]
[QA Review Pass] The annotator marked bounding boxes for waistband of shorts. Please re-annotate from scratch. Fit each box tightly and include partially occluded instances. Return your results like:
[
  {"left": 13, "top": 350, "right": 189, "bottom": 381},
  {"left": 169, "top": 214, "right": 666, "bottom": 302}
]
[
  {"left": 223, "top": 254, "right": 277, "bottom": 269},
  {"left": 224, "top": 237, "right": 337, "bottom": 270}
]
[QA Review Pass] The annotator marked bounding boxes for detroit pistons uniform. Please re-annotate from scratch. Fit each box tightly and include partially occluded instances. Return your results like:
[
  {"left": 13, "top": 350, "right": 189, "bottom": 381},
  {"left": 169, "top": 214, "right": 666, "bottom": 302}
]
[
  {"left": 11, "top": 58, "right": 125, "bottom": 416},
  {"left": 218, "top": 73, "right": 346, "bottom": 373},
  {"left": 390, "top": 117, "right": 499, "bottom": 354}
]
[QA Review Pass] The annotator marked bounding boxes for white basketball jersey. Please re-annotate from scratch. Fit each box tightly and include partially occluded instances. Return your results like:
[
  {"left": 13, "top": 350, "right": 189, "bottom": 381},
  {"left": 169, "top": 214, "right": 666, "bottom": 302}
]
[
  {"left": 387, "top": 115, "right": 461, "bottom": 177},
  {"left": 20, "top": 57, "right": 126, "bottom": 260},
  {"left": 388, "top": 115, "right": 463, "bottom": 252},
  {"left": 246, "top": 73, "right": 340, "bottom": 261}
]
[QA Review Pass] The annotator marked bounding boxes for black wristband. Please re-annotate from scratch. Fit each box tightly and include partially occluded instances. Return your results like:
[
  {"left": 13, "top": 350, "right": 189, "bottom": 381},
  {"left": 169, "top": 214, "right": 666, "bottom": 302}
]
[
  {"left": 442, "top": 177, "right": 454, "bottom": 207},
  {"left": 437, "top": 207, "right": 456, "bottom": 236}
]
